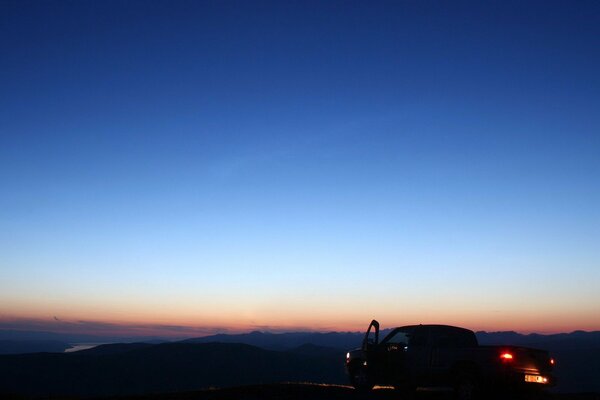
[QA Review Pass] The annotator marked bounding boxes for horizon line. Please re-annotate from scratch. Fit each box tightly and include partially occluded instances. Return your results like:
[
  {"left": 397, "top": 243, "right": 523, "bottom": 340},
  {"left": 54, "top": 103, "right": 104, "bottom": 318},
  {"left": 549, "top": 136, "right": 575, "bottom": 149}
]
[{"left": 1, "top": 316, "right": 598, "bottom": 339}]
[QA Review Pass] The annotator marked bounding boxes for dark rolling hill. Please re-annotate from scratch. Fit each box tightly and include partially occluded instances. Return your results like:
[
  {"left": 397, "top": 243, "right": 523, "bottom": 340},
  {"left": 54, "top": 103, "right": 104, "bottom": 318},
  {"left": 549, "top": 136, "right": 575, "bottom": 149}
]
[
  {"left": 0, "top": 342, "right": 347, "bottom": 398},
  {"left": 181, "top": 330, "right": 372, "bottom": 351},
  {"left": 75, "top": 342, "right": 155, "bottom": 356}
]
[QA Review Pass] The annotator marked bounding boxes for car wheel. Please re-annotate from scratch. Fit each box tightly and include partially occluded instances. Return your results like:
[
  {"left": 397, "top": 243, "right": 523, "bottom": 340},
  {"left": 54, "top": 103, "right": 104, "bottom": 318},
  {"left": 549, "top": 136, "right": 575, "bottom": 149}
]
[
  {"left": 455, "top": 374, "right": 478, "bottom": 400},
  {"left": 350, "top": 366, "right": 373, "bottom": 392}
]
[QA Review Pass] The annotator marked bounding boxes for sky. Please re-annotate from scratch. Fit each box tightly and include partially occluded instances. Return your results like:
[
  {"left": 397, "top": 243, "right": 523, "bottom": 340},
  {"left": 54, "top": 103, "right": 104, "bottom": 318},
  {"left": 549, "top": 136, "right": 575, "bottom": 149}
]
[{"left": 1, "top": 0, "right": 599, "bottom": 337}]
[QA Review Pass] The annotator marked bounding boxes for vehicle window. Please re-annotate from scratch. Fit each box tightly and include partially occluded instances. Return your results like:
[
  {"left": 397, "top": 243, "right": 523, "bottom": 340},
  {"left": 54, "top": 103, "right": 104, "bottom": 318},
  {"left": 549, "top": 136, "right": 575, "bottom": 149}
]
[
  {"left": 385, "top": 331, "right": 410, "bottom": 345},
  {"left": 366, "top": 328, "right": 378, "bottom": 345}
]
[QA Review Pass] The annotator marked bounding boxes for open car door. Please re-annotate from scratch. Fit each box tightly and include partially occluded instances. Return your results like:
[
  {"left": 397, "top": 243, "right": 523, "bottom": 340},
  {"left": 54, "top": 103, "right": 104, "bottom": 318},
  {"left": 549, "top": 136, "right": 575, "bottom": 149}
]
[{"left": 362, "top": 319, "right": 380, "bottom": 350}]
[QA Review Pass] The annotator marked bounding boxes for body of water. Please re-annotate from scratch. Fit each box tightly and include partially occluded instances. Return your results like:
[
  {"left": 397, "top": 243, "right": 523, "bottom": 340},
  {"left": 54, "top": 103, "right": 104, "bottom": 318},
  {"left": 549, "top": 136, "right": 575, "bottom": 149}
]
[{"left": 64, "top": 343, "right": 104, "bottom": 353}]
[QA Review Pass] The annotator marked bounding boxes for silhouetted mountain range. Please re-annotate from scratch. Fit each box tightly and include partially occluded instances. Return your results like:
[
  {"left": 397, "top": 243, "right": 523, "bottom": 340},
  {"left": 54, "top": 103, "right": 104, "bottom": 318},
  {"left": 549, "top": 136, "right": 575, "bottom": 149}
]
[
  {"left": 183, "top": 329, "right": 600, "bottom": 351},
  {"left": 181, "top": 330, "right": 387, "bottom": 350},
  {"left": 2, "top": 328, "right": 597, "bottom": 354},
  {"left": 477, "top": 330, "right": 600, "bottom": 348}
]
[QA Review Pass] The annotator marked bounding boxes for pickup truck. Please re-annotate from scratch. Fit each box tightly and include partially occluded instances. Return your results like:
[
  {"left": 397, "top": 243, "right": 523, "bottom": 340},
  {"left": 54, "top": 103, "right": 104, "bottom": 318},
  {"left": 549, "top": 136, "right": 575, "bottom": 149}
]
[{"left": 345, "top": 320, "right": 556, "bottom": 399}]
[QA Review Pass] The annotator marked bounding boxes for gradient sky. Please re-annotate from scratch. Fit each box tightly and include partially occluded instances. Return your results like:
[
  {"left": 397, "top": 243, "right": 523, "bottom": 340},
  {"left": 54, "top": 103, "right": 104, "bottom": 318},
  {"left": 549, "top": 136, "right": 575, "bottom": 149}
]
[{"left": 1, "top": 0, "right": 599, "bottom": 337}]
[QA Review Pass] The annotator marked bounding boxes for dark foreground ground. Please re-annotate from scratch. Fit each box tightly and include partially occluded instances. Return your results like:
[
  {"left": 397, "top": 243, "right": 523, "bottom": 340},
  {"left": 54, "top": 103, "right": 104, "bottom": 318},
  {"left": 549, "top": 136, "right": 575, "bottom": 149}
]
[
  {"left": 91, "top": 383, "right": 600, "bottom": 400},
  {"left": 3, "top": 383, "right": 600, "bottom": 400}
]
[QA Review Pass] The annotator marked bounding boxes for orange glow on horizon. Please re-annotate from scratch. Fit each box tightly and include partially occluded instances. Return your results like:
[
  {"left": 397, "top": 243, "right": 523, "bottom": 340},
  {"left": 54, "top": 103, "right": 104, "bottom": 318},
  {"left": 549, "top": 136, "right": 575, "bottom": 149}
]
[
  {"left": 2, "top": 307, "right": 599, "bottom": 338},
  {"left": 3, "top": 289, "right": 600, "bottom": 336}
]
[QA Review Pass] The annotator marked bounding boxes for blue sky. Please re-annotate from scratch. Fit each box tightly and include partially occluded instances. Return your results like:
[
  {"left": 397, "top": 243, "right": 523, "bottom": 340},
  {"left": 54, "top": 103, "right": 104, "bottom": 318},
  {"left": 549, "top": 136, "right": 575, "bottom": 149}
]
[{"left": 1, "top": 0, "right": 599, "bottom": 335}]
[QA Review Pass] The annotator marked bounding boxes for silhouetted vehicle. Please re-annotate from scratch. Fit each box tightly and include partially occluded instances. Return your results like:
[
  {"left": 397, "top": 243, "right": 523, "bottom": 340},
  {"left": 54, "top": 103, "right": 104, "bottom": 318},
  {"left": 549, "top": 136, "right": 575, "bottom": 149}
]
[{"left": 345, "top": 320, "right": 556, "bottom": 399}]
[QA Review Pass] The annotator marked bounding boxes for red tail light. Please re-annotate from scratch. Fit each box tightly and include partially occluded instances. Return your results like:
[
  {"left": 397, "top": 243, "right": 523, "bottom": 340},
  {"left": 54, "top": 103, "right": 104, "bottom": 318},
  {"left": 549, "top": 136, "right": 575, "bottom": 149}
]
[
  {"left": 550, "top": 358, "right": 555, "bottom": 365},
  {"left": 500, "top": 352, "right": 514, "bottom": 361}
]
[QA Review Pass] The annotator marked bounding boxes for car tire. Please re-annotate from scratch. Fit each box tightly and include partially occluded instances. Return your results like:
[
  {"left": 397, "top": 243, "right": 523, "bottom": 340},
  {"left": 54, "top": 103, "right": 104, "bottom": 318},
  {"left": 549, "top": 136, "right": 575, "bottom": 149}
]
[
  {"left": 454, "top": 373, "right": 479, "bottom": 400},
  {"left": 350, "top": 366, "right": 373, "bottom": 392}
]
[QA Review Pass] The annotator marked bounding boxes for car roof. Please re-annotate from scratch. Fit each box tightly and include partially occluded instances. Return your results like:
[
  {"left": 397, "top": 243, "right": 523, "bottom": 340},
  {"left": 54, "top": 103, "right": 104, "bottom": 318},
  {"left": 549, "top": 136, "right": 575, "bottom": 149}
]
[{"left": 395, "top": 324, "right": 474, "bottom": 333}]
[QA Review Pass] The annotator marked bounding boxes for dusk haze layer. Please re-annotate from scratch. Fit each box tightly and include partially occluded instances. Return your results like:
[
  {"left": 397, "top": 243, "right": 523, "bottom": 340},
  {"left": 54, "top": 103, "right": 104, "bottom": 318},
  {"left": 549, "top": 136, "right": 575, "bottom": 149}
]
[{"left": 1, "top": 0, "right": 599, "bottom": 338}]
